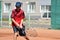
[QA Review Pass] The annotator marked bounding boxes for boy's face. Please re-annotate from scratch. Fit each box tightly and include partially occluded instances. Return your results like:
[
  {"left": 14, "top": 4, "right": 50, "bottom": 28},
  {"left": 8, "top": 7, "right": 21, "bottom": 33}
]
[{"left": 16, "top": 6, "right": 21, "bottom": 11}]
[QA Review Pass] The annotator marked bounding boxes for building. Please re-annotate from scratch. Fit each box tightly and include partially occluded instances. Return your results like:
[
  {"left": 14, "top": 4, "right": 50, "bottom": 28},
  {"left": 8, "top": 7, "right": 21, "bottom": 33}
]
[
  {"left": 0, "top": 0, "right": 51, "bottom": 19},
  {"left": 0, "top": 0, "right": 51, "bottom": 28}
]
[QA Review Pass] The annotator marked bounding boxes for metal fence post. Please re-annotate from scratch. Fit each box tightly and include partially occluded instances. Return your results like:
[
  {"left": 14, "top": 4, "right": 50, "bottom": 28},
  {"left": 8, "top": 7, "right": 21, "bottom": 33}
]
[
  {"left": 28, "top": 12, "right": 30, "bottom": 27},
  {"left": 9, "top": 9, "right": 12, "bottom": 28},
  {"left": 1, "top": 1, "right": 2, "bottom": 27}
]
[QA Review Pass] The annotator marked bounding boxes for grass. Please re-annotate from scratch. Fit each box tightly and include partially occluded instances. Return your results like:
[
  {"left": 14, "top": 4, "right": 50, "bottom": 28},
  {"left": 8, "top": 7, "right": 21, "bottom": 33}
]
[
  {"left": 0, "top": 18, "right": 9, "bottom": 21},
  {"left": 0, "top": 18, "right": 27, "bottom": 21}
]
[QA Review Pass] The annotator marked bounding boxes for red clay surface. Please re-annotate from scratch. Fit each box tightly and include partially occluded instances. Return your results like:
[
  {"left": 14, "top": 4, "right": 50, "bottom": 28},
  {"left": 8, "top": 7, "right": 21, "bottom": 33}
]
[{"left": 0, "top": 28, "right": 60, "bottom": 40}]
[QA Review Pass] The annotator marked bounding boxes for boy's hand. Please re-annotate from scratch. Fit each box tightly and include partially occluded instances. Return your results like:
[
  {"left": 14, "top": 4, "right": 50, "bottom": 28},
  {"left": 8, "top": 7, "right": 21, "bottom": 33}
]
[{"left": 19, "top": 24, "right": 23, "bottom": 29}]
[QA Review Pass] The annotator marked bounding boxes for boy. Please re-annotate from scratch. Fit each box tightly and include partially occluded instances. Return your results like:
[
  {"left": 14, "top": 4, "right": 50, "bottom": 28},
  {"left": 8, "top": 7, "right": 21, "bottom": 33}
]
[{"left": 11, "top": 2, "right": 29, "bottom": 40}]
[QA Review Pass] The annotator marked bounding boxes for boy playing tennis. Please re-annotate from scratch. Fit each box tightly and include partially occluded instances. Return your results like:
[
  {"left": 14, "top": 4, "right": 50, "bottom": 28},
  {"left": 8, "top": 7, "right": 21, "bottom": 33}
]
[{"left": 11, "top": 2, "right": 29, "bottom": 40}]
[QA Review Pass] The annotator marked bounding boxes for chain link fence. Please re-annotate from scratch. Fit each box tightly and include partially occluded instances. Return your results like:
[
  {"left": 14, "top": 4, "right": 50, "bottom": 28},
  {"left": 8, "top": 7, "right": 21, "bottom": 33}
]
[
  {"left": 0, "top": 1, "right": 51, "bottom": 29},
  {"left": 0, "top": 10, "right": 51, "bottom": 29}
]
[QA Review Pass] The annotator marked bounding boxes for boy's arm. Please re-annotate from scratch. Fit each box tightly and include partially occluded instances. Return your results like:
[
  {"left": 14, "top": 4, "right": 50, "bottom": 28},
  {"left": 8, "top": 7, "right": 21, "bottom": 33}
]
[
  {"left": 19, "top": 19, "right": 23, "bottom": 28},
  {"left": 19, "top": 12, "right": 25, "bottom": 28},
  {"left": 11, "top": 10, "right": 20, "bottom": 27},
  {"left": 11, "top": 18, "right": 20, "bottom": 27}
]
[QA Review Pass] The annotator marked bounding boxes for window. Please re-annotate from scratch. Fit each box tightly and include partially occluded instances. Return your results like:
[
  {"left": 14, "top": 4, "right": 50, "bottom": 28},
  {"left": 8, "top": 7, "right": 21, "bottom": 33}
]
[
  {"left": 41, "top": 5, "right": 46, "bottom": 11},
  {"left": 40, "top": 5, "right": 51, "bottom": 19},
  {"left": 4, "top": 3, "right": 11, "bottom": 13},
  {"left": 27, "top": 2, "right": 36, "bottom": 13}
]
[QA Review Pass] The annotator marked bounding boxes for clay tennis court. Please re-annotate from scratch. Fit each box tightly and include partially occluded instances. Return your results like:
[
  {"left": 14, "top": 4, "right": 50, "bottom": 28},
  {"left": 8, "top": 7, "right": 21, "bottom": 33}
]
[{"left": 0, "top": 28, "right": 60, "bottom": 40}]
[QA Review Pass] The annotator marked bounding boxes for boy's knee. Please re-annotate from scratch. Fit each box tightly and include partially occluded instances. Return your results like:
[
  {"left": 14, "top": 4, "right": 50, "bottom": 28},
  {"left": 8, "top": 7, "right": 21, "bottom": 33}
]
[{"left": 14, "top": 32, "right": 19, "bottom": 37}]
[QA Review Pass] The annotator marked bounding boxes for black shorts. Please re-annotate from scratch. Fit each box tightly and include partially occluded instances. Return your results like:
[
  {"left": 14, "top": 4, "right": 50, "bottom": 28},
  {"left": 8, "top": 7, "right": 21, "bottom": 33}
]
[{"left": 13, "top": 26, "right": 26, "bottom": 36}]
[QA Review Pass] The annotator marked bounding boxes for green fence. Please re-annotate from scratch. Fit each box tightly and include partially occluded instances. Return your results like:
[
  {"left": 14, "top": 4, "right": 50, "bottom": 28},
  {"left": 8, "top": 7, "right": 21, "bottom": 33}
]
[{"left": 51, "top": 0, "right": 60, "bottom": 29}]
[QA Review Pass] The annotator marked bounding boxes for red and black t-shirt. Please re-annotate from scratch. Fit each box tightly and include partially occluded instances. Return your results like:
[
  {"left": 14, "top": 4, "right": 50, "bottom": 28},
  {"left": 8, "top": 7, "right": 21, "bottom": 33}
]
[{"left": 11, "top": 9, "right": 25, "bottom": 27}]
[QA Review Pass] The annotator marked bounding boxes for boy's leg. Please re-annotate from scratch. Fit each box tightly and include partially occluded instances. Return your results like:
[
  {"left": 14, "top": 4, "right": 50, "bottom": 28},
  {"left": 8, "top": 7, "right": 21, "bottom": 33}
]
[
  {"left": 24, "top": 35, "right": 29, "bottom": 40},
  {"left": 13, "top": 26, "right": 19, "bottom": 40},
  {"left": 14, "top": 32, "right": 19, "bottom": 40},
  {"left": 19, "top": 26, "right": 29, "bottom": 40}
]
